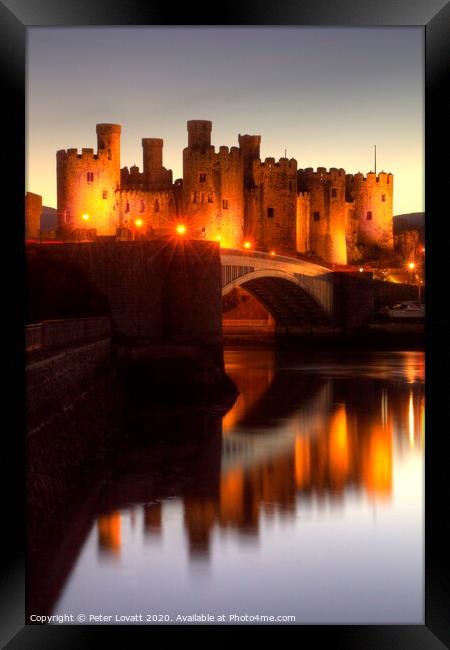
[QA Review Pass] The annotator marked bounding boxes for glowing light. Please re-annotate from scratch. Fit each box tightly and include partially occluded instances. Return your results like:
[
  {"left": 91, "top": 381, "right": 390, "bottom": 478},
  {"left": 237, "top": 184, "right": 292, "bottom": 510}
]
[
  {"left": 176, "top": 224, "right": 186, "bottom": 235},
  {"left": 244, "top": 241, "right": 252, "bottom": 249},
  {"left": 82, "top": 214, "right": 90, "bottom": 221},
  {"left": 134, "top": 219, "right": 143, "bottom": 227},
  {"left": 270, "top": 250, "right": 276, "bottom": 256},
  {"left": 359, "top": 267, "right": 364, "bottom": 272},
  {"left": 409, "top": 392, "right": 415, "bottom": 448},
  {"left": 408, "top": 262, "right": 415, "bottom": 270},
  {"left": 216, "top": 235, "right": 222, "bottom": 241}
]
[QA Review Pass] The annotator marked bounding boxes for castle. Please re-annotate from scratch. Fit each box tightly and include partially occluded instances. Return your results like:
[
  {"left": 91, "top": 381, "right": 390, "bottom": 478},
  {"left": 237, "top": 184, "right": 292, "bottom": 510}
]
[{"left": 56, "top": 120, "right": 394, "bottom": 264}]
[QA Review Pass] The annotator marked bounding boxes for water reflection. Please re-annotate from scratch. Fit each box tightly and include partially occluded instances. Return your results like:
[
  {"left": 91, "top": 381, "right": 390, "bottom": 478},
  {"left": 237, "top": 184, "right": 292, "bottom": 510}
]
[{"left": 42, "top": 350, "right": 424, "bottom": 622}]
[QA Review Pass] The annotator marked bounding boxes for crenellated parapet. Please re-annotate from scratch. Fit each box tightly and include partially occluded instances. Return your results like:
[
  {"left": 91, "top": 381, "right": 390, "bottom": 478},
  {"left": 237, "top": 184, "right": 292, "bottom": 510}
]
[{"left": 121, "top": 164, "right": 145, "bottom": 188}]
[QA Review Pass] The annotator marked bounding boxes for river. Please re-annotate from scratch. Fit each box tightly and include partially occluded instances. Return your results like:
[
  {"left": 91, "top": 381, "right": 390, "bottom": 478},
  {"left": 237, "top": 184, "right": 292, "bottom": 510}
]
[{"left": 40, "top": 348, "right": 425, "bottom": 624}]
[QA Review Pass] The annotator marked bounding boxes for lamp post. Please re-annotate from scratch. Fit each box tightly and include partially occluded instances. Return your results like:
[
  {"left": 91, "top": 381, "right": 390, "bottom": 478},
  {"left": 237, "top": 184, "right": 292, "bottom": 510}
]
[{"left": 407, "top": 261, "right": 421, "bottom": 304}]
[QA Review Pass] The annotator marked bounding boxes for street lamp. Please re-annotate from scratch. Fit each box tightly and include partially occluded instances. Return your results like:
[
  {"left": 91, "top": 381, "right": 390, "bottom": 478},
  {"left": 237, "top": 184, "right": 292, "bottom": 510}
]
[{"left": 407, "top": 261, "right": 421, "bottom": 304}]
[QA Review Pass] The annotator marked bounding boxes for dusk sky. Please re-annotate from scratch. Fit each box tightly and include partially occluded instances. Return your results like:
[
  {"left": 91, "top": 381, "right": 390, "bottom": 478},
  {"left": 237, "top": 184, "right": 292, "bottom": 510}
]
[{"left": 27, "top": 27, "right": 424, "bottom": 215}]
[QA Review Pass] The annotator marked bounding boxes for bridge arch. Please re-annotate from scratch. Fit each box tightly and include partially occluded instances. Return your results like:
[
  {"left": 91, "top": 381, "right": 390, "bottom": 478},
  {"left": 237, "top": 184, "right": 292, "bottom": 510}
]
[{"left": 222, "top": 268, "right": 331, "bottom": 329}]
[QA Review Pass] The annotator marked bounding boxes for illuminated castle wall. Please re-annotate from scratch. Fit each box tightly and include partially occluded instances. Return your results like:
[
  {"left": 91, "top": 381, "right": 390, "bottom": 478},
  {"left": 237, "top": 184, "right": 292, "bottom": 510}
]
[{"left": 56, "top": 121, "right": 394, "bottom": 263}]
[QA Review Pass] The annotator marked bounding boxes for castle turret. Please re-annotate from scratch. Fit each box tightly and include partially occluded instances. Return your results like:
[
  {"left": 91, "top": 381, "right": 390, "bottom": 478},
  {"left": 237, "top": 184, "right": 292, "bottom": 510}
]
[
  {"left": 187, "top": 120, "right": 212, "bottom": 149},
  {"left": 239, "top": 134, "right": 261, "bottom": 188},
  {"left": 57, "top": 124, "right": 122, "bottom": 237},
  {"left": 246, "top": 157, "right": 298, "bottom": 256},
  {"left": 182, "top": 120, "right": 244, "bottom": 248},
  {"left": 142, "top": 138, "right": 170, "bottom": 190},
  {"left": 297, "top": 167, "right": 347, "bottom": 265},
  {"left": 96, "top": 123, "right": 121, "bottom": 187},
  {"left": 345, "top": 171, "right": 393, "bottom": 250}
]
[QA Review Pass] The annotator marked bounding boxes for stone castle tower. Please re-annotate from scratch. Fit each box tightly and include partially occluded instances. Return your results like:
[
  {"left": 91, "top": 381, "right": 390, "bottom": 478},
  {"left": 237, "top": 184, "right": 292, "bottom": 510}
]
[
  {"left": 55, "top": 120, "right": 394, "bottom": 264},
  {"left": 346, "top": 171, "right": 394, "bottom": 250}
]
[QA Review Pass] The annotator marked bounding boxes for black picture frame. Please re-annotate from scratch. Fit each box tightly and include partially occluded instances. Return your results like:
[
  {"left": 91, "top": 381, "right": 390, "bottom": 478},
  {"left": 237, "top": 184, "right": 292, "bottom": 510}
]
[{"left": 1, "top": 0, "right": 449, "bottom": 647}]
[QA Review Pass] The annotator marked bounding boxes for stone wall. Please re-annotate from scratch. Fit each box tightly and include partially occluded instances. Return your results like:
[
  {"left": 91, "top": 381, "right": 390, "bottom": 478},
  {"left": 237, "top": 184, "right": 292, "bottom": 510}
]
[
  {"left": 26, "top": 239, "right": 224, "bottom": 367},
  {"left": 25, "top": 191, "right": 42, "bottom": 240}
]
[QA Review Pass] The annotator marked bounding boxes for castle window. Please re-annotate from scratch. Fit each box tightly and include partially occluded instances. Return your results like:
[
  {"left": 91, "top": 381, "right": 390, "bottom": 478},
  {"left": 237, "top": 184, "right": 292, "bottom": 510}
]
[
  {"left": 222, "top": 200, "right": 229, "bottom": 210},
  {"left": 102, "top": 191, "right": 108, "bottom": 199},
  {"left": 192, "top": 193, "right": 196, "bottom": 203},
  {"left": 125, "top": 202, "right": 130, "bottom": 213},
  {"left": 267, "top": 207, "right": 274, "bottom": 218},
  {"left": 199, "top": 173, "right": 206, "bottom": 183},
  {"left": 313, "top": 211, "right": 320, "bottom": 221},
  {"left": 142, "top": 201, "right": 147, "bottom": 212},
  {"left": 381, "top": 194, "right": 386, "bottom": 202},
  {"left": 201, "top": 193, "right": 205, "bottom": 204},
  {"left": 367, "top": 211, "right": 372, "bottom": 220},
  {"left": 289, "top": 181, "right": 292, "bottom": 191},
  {"left": 87, "top": 172, "right": 94, "bottom": 183},
  {"left": 64, "top": 210, "right": 71, "bottom": 224},
  {"left": 208, "top": 194, "right": 213, "bottom": 203},
  {"left": 331, "top": 188, "right": 337, "bottom": 198}
]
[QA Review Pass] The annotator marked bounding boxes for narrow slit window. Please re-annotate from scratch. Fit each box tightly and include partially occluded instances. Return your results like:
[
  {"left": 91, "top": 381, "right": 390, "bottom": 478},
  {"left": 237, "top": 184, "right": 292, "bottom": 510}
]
[
  {"left": 381, "top": 194, "right": 386, "bottom": 202},
  {"left": 267, "top": 207, "right": 274, "bottom": 218},
  {"left": 331, "top": 188, "right": 337, "bottom": 198},
  {"left": 367, "top": 211, "right": 372, "bottom": 220},
  {"left": 153, "top": 200, "right": 158, "bottom": 212},
  {"left": 125, "top": 202, "right": 130, "bottom": 213},
  {"left": 102, "top": 191, "right": 108, "bottom": 199},
  {"left": 313, "top": 211, "right": 320, "bottom": 221},
  {"left": 199, "top": 173, "right": 206, "bottom": 183},
  {"left": 87, "top": 172, "right": 94, "bottom": 183},
  {"left": 222, "top": 199, "right": 228, "bottom": 209}
]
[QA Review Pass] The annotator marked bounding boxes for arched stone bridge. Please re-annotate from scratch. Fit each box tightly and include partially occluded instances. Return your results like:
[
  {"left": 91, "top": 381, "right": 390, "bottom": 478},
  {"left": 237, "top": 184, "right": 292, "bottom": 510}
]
[{"left": 221, "top": 249, "right": 334, "bottom": 328}]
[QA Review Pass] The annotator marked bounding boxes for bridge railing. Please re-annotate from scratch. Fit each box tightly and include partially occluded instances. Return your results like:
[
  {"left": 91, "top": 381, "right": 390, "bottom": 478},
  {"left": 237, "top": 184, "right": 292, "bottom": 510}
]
[{"left": 25, "top": 317, "right": 111, "bottom": 352}]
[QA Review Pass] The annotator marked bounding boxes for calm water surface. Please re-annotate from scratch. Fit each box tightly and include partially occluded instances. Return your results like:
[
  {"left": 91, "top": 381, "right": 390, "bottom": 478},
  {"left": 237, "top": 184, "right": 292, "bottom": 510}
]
[{"left": 51, "top": 349, "right": 424, "bottom": 624}]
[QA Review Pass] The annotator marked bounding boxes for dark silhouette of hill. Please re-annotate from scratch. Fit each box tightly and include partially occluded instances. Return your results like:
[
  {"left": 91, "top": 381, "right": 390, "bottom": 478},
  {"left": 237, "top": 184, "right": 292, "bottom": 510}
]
[{"left": 393, "top": 212, "right": 424, "bottom": 235}]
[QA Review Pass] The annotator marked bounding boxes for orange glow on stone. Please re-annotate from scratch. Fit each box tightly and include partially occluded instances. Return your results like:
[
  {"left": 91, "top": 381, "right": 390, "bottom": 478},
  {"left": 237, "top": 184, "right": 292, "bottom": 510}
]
[
  {"left": 82, "top": 214, "right": 90, "bottom": 221},
  {"left": 270, "top": 251, "right": 275, "bottom": 256}
]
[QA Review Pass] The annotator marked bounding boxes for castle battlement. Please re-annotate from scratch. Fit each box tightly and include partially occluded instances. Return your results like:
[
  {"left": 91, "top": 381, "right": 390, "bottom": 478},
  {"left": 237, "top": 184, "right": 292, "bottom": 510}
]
[
  {"left": 216, "top": 146, "right": 241, "bottom": 162},
  {"left": 254, "top": 157, "right": 297, "bottom": 171},
  {"left": 346, "top": 171, "right": 393, "bottom": 184},
  {"left": 299, "top": 167, "right": 346, "bottom": 179},
  {"left": 57, "top": 148, "right": 110, "bottom": 163}
]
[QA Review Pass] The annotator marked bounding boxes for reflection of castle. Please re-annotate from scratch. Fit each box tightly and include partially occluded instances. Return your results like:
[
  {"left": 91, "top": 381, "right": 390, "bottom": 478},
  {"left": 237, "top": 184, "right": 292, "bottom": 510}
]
[
  {"left": 55, "top": 121, "right": 394, "bottom": 264},
  {"left": 96, "top": 381, "right": 424, "bottom": 560}
]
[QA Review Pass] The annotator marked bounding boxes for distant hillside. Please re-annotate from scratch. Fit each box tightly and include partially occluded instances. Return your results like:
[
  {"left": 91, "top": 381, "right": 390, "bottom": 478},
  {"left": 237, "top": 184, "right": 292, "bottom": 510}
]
[
  {"left": 393, "top": 212, "right": 424, "bottom": 235},
  {"left": 41, "top": 206, "right": 57, "bottom": 230}
]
